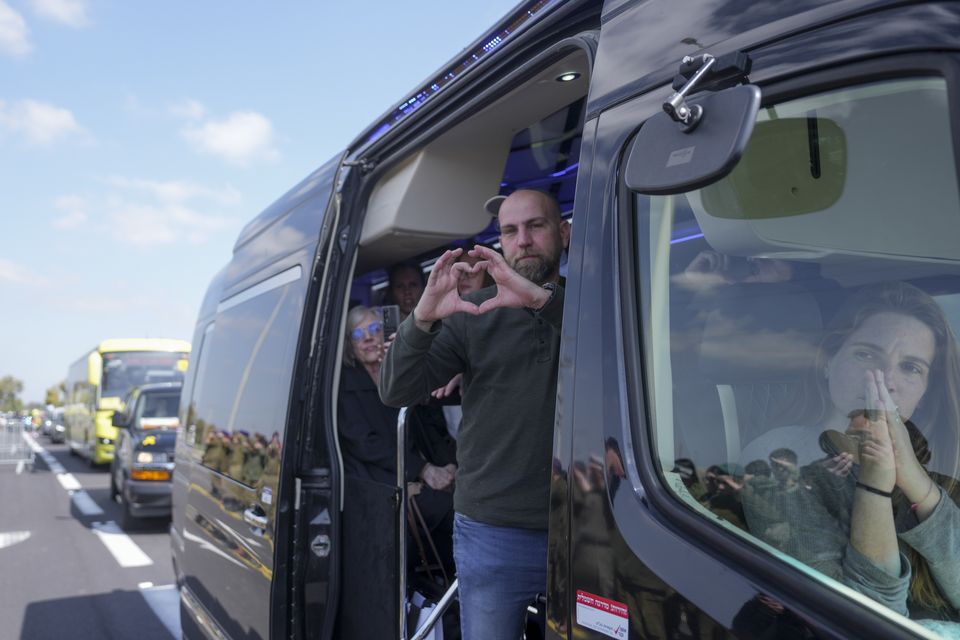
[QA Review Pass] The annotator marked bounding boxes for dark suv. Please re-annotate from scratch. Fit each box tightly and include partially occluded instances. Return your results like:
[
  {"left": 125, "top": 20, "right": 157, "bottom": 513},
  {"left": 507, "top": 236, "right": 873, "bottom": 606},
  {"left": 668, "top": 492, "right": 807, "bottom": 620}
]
[{"left": 111, "top": 382, "right": 181, "bottom": 529}]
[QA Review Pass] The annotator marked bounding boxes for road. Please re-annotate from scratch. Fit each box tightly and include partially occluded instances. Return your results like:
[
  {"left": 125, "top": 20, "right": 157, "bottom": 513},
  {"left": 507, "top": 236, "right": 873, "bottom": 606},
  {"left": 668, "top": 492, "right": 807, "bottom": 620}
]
[{"left": 0, "top": 432, "right": 180, "bottom": 640}]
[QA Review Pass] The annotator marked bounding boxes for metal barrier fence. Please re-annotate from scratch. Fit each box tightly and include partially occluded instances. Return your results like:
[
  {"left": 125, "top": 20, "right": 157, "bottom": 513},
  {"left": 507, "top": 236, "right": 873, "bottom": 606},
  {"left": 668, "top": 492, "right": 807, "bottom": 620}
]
[{"left": 0, "top": 417, "right": 36, "bottom": 471}]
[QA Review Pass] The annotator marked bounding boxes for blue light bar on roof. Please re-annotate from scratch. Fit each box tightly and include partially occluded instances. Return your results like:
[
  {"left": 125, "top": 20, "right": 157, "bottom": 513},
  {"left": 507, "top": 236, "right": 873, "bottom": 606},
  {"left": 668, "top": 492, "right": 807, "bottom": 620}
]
[{"left": 364, "top": 0, "right": 558, "bottom": 145}]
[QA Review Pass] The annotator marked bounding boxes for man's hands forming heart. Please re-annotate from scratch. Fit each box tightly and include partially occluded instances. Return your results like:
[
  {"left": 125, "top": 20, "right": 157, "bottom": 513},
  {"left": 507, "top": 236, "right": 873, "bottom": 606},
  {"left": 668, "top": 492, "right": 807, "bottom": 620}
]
[{"left": 412, "top": 246, "right": 552, "bottom": 332}]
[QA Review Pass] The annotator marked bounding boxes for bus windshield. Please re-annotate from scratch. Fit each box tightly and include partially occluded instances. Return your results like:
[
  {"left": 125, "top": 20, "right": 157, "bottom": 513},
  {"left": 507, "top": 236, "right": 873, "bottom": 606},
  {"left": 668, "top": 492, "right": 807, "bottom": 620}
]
[{"left": 101, "top": 351, "right": 188, "bottom": 399}]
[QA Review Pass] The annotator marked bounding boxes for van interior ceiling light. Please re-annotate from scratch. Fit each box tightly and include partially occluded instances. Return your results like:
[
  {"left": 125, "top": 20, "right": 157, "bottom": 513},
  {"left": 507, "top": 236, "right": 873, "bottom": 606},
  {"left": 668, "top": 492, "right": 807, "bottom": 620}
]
[{"left": 556, "top": 71, "right": 580, "bottom": 82}]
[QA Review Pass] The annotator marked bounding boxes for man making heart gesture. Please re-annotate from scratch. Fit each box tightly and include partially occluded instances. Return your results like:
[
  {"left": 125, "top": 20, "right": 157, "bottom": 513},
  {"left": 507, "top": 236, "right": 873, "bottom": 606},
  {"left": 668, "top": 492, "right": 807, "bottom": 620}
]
[{"left": 380, "top": 189, "right": 570, "bottom": 640}]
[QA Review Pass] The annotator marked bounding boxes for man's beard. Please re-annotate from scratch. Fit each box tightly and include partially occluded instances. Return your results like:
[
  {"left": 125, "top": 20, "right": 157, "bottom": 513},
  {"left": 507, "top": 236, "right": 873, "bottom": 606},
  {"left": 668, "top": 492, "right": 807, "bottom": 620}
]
[{"left": 510, "top": 253, "right": 558, "bottom": 285}]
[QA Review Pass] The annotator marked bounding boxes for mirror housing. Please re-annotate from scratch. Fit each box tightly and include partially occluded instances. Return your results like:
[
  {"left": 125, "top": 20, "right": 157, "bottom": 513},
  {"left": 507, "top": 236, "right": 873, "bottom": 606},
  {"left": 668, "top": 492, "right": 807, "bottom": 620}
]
[
  {"left": 625, "top": 84, "right": 761, "bottom": 195},
  {"left": 112, "top": 412, "right": 130, "bottom": 428}
]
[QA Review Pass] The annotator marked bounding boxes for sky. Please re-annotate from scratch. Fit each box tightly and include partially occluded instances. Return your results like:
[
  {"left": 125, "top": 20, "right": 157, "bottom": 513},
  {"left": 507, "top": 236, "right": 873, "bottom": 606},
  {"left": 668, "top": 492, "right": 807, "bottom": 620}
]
[{"left": 0, "top": 0, "right": 523, "bottom": 403}]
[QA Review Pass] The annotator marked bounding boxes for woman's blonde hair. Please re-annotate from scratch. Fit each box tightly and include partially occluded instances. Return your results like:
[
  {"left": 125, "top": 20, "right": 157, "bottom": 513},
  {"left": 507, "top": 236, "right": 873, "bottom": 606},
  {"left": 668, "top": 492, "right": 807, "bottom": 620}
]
[{"left": 341, "top": 305, "right": 381, "bottom": 368}]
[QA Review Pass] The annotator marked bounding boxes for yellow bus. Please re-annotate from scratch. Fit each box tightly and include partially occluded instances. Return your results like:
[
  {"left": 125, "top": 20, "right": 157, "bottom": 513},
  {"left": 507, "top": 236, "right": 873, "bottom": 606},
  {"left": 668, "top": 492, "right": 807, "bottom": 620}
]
[{"left": 65, "top": 338, "right": 191, "bottom": 465}]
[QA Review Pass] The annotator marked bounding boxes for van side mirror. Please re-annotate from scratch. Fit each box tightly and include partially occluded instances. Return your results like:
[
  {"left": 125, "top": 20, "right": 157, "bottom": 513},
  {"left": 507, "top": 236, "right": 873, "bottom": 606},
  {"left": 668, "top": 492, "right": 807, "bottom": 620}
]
[
  {"left": 625, "top": 83, "right": 761, "bottom": 195},
  {"left": 112, "top": 412, "right": 130, "bottom": 428}
]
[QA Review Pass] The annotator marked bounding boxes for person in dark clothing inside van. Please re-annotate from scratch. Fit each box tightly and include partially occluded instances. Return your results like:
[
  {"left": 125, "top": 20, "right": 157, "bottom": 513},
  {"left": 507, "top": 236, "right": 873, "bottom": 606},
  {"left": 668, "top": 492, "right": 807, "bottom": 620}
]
[
  {"left": 380, "top": 190, "right": 570, "bottom": 640},
  {"left": 338, "top": 305, "right": 457, "bottom": 580},
  {"left": 387, "top": 261, "right": 427, "bottom": 322}
]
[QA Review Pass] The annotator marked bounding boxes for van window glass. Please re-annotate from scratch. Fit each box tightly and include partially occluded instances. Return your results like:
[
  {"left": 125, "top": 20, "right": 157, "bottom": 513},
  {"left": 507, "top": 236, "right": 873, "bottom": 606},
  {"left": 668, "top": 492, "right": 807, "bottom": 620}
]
[
  {"left": 184, "top": 322, "right": 214, "bottom": 445},
  {"left": 501, "top": 97, "right": 583, "bottom": 214},
  {"left": 632, "top": 78, "right": 960, "bottom": 627},
  {"left": 192, "top": 279, "right": 303, "bottom": 487}
]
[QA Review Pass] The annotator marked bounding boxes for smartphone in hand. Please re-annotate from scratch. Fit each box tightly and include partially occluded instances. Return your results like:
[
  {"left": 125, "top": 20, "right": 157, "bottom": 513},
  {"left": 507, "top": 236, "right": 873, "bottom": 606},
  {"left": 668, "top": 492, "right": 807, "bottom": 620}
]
[
  {"left": 819, "top": 429, "right": 861, "bottom": 464},
  {"left": 381, "top": 304, "right": 400, "bottom": 338}
]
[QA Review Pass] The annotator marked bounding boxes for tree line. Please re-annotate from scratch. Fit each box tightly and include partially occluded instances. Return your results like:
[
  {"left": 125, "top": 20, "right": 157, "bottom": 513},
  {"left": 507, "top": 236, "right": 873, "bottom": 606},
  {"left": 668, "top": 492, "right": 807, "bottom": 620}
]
[{"left": 0, "top": 375, "right": 67, "bottom": 412}]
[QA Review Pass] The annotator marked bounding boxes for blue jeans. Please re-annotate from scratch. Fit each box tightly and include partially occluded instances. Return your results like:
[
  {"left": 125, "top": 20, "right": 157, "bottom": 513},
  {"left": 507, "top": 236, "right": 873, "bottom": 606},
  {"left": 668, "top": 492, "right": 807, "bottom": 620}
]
[{"left": 453, "top": 512, "right": 548, "bottom": 640}]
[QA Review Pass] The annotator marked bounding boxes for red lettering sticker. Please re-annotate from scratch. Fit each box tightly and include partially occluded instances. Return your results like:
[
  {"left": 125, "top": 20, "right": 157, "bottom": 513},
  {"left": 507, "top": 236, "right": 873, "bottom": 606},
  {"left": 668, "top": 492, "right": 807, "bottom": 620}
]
[{"left": 576, "top": 590, "right": 628, "bottom": 639}]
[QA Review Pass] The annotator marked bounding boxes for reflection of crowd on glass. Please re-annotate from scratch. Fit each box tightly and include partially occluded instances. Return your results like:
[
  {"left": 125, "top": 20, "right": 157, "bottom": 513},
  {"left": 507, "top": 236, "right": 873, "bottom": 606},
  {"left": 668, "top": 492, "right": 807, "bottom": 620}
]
[
  {"left": 686, "top": 282, "right": 960, "bottom": 622},
  {"left": 201, "top": 429, "right": 282, "bottom": 489}
]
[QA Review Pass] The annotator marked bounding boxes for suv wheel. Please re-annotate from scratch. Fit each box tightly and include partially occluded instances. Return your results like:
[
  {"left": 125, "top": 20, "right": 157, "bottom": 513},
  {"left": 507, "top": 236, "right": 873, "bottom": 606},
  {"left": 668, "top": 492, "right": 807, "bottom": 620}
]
[
  {"left": 119, "top": 482, "right": 138, "bottom": 531},
  {"left": 109, "top": 467, "right": 119, "bottom": 502}
]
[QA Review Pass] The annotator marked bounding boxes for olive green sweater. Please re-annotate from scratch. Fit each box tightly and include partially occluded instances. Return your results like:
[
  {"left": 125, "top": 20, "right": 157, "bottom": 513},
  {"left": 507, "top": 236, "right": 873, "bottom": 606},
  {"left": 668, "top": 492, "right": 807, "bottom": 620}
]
[{"left": 379, "top": 285, "right": 563, "bottom": 530}]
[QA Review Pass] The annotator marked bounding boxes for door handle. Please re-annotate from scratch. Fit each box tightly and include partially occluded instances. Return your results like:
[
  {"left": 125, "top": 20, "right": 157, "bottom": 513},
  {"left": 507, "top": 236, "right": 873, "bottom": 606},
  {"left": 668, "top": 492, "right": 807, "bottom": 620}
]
[{"left": 243, "top": 508, "right": 268, "bottom": 529}]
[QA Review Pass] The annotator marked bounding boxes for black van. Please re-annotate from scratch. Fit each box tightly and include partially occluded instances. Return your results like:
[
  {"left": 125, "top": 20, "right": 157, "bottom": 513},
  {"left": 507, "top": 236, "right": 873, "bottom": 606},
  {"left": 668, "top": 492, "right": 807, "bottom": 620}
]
[{"left": 171, "top": 0, "right": 960, "bottom": 638}]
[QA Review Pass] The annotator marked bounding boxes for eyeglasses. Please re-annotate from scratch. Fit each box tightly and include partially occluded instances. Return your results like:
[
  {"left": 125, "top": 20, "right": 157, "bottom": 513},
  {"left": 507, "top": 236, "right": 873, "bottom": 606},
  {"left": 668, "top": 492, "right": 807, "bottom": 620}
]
[{"left": 350, "top": 321, "right": 382, "bottom": 341}]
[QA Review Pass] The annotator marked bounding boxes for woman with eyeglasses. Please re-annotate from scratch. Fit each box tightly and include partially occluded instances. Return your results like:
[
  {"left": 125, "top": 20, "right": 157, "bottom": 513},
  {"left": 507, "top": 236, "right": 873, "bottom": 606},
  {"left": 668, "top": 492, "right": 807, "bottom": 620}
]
[{"left": 338, "top": 305, "right": 457, "bottom": 580}]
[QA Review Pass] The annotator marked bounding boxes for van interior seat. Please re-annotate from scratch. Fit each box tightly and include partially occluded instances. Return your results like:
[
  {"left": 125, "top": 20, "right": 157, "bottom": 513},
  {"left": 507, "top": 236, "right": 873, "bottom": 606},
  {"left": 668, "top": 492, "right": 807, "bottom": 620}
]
[{"left": 672, "top": 280, "right": 827, "bottom": 472}]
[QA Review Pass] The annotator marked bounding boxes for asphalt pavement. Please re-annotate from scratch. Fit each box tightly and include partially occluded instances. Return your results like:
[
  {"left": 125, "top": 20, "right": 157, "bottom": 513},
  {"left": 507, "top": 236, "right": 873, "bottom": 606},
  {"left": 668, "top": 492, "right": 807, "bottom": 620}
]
[{"left": 0, "top": 432, "right": 180, "bottom": 640}]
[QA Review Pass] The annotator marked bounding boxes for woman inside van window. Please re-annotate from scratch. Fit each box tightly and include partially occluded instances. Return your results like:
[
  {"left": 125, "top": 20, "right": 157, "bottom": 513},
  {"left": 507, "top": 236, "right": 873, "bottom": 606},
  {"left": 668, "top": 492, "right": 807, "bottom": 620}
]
[
  {"left": 742, "top": 282, "right": 960, "bottom": 621},
  {"left": 338, "top": 305, "right": 457, "bottom": 580}
]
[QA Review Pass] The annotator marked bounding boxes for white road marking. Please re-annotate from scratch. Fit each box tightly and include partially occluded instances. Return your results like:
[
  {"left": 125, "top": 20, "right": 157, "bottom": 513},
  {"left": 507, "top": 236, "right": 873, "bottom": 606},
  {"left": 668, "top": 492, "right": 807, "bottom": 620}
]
[
  {"left": 26, "top": 434, "right": 156, "bottom": 571},
  {"left": 25, "top": 434, "right": 73, "bottom": 479},
  {"left": 47, "top": 458, "right": 66, "bottom": 474},
  {"left": 0, "top": 530, "right": 31, "bottom": 549},
  {"left": 26, "top": 434, "right": 88, "bottom": 497},
  {"left": 57, "top": 473, "right": 82, "bottom": 491},
  {"left": 71, "top": 490, "right": 105, "bottom": 516},
  {"left": 91, "top": 521, "right": 153, "bottom": 568},
  {"left": 25, "top": 434, "right": 68, "bottom": 475},
  {"left": 140, "top": 584, "right": 180, "bottom": 639},
  {"left": 138, "top": 581, "right": 154, "bottom": 588},
  {"left": 22, "top": 433, "right": 43, "bottom": 453},
  {"left": 16, "top": 432, "right": 40, "bottom": 473}
]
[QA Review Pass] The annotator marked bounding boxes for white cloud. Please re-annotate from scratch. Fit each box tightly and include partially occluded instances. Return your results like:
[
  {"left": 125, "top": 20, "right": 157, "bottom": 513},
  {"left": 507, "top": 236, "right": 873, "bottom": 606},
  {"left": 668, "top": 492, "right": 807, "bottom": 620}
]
[
  {"left": 100, "top": 176, "right": 240, "bottom": 247},
  {"left": 52, "top": 194, "right": 88, "bottom": 229},
  {"left": 49, "top": 177, "right": 241, "bottom": 247},
  {"left": 0, "top": 259, "right": 47, "bottom": 286},
  {"left": 103, "top": 176, "right": 241, "bottom": 206},
  {"left": 182, "top": 111, "right": 279, "bottom": 166},
  {"left": 29, "top": 0, "right": 89, "bottom": 27},
  {"left": 107, "top": 201, "right": 235, "bottom": 247},
  {"left": 168, "top": 99, "right": 206, "bottom": 121},
  {"left": 0, "top": 1, "right": 31, "bottom": 57},
  {"left": 0, "top": 99, "right": 84, "bottom": 145}
]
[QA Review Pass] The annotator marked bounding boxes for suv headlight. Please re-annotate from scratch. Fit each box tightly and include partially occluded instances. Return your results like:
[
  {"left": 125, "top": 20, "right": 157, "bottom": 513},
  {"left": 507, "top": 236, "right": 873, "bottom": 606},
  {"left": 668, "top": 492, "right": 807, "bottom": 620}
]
[{"left": 136, "top": 451, "right": 170, "bottom": 464}]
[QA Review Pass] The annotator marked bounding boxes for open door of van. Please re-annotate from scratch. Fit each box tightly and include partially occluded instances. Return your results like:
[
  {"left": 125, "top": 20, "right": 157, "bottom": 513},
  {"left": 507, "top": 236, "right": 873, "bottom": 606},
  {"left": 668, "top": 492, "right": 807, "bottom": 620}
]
[{"left": 175, "top": 155, "right": 344, "bottom": 640}]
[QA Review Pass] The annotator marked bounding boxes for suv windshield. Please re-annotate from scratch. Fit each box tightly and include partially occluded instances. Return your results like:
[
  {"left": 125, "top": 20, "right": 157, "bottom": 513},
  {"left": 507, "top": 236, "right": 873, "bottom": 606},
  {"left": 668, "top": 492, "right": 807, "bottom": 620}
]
[{"left": 137, "top": 391, "right": 180, "bottom": 420}]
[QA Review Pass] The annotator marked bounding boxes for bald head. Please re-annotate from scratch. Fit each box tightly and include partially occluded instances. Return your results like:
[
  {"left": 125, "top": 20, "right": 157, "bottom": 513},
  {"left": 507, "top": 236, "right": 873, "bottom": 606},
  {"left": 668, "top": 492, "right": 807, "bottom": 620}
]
[
  {"left": 496, "top": 190, "right": 569, "bottom": 284},
  {"left": 498, "top": 190, "right": 562, "bottom": 223}
]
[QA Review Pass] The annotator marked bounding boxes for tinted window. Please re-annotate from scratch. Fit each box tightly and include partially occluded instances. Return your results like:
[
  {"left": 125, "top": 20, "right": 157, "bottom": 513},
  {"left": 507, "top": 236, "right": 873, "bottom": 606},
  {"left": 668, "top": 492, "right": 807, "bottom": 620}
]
[
  {"left": 633, "top": 79, "right": 960, "bottom": 629},
  {"left": 102, "top": 351, "right": 189, "bottom": 398},
  {"left": 192, "top": 270, "right": 303, "bottom": 487},
  {"left": 183, "top": 323, "right": 214, "bottom": 450}
]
